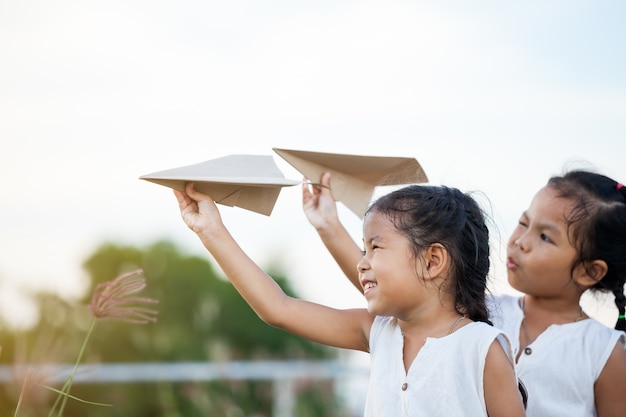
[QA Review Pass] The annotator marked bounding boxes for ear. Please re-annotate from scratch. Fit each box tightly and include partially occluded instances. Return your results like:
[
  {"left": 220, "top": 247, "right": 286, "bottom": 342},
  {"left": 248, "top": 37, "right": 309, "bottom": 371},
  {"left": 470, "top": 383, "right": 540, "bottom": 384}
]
[
  {"left": 574, "top": 259, "right": 608, "bottom": 288},
  {"left": 423, "top": 243, "right": 448, "bottom": 280}
]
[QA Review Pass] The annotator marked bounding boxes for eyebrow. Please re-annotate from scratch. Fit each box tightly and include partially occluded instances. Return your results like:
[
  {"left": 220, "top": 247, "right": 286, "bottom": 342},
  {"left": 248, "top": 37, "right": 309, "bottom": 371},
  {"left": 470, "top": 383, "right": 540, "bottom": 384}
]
[
  {"left": 363, "top": 236, "right": 382, "bottom": 246},
  {"left": 522, "top": 211, "right": 564, "bottom": 237}
]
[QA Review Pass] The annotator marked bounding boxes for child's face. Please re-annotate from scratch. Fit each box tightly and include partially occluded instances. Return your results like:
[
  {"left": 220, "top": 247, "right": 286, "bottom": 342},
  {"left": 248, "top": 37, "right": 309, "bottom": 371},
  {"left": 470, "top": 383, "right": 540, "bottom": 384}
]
[
  {"left": 506, "top": 186, "right": 579, "bottom": 297},
  {"left": 358, "top": 212, "right": 426, "bottom": 318}
]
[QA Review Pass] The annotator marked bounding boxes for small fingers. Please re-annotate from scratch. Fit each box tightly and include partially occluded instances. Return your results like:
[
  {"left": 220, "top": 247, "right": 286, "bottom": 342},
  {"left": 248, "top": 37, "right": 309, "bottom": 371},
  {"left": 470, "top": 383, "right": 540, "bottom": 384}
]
[
  {"left": 185, "top": 182, "right": 196, "bottom": 196},
  {"left": 173, "top": 188, "right": 190, "bottom": 205},
  {"left": 305, "top": 173, "right": 332, "bottom": 191},
  {"left": 321, "top": 172, "right": 331, "bottom": 188},
  {"left": 183, "top": 182, "right": 215, "bottom": 202}
]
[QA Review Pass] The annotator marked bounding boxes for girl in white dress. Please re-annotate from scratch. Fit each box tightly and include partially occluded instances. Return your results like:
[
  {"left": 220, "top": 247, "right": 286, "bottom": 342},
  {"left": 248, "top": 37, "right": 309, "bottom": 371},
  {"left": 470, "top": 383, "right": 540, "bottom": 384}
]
[
  {"left": 173, "top": 181, "right": 526, "bottom": 417},
  {"left": 303, "top": 169, "right": 626, "bottom": 417}
]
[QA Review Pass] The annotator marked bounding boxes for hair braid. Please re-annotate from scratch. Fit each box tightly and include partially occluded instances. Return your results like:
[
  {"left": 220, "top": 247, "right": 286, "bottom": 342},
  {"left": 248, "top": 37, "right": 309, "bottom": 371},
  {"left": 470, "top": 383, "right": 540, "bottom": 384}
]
[
  {"left": 455, "top": 192, "right": 492, "bottom": 324},
  {"left": 613, "top": 287, "right": 626, "bottom": 331},
  {"left": 614, "top": 181, "right": 626, "bottom": 331}
]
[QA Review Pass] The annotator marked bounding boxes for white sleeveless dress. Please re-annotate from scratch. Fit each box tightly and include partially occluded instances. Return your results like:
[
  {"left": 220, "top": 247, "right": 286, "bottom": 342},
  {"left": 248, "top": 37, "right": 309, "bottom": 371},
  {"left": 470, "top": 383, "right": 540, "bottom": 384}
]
[
  {"left": 364, "top": 315, "right": 514, "bottom": 417},
  {"left": 488, "top": 294, "right": 626, "bottom": 417}
]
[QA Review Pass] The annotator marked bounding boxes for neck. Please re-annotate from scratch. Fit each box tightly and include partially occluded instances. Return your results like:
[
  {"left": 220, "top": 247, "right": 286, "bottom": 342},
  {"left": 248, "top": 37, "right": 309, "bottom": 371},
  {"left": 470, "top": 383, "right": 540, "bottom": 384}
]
[
  {"left": 398, "top": 307, "right": 466, "bottom": 339},
  {"left": 521, "top": 295, "right": 586, "bottom": 324}
]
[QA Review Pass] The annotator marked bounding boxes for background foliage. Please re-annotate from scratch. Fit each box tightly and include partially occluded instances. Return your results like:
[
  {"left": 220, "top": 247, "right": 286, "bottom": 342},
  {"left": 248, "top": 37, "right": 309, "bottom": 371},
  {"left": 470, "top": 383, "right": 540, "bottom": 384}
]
[{"left": 0, "top": 241, "right": 350, "bottom": 416}]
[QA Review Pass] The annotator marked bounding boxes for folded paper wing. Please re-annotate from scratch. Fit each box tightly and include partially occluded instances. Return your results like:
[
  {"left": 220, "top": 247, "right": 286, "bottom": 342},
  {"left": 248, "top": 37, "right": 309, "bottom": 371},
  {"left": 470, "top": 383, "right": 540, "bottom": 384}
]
[
  {"left": 140, "top": 155, "right": 300, "bottom": 216},
  {"left": 273, "top": 148, "right": 428, "bottom": 218}
]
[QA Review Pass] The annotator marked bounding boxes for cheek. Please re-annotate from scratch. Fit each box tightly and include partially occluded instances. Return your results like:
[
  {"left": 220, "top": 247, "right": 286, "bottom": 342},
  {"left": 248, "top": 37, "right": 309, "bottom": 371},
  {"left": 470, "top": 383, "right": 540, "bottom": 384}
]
[{"left": 524, "top": 254, "right": 572, "bottom": 285}]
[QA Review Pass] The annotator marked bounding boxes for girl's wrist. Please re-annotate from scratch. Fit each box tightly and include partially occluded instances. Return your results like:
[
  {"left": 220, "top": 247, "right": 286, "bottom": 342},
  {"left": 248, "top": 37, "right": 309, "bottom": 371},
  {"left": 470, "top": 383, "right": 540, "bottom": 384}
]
[{"left": 316, "top": 217, "right": 343, "bottom": 239}]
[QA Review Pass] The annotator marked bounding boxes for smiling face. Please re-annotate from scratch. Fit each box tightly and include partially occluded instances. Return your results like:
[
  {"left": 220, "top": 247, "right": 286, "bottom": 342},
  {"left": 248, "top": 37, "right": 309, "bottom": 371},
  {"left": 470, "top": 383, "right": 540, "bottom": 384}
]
[
  {"left": 358, "top": 211, "right": 427, "bottom": 317},
  {"left": 506, "top": 186, "right": 581, "bottom": 297}
]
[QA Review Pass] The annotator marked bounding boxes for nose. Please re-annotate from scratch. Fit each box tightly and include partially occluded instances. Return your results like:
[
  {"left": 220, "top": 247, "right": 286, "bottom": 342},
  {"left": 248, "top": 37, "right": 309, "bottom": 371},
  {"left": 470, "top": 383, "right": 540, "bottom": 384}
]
[
  {"left": 510, "top": 230, "right": 529, "bottom": 252},
  {"left": 357, "top": 254, "right": 370, "bottom": 273}
]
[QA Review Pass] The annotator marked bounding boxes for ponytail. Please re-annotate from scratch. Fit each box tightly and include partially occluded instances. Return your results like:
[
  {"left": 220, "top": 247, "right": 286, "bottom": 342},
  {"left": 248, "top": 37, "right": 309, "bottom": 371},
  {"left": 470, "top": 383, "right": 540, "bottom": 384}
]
[{"left": 614, "top": 181, "right": 626, "bottom": 331}]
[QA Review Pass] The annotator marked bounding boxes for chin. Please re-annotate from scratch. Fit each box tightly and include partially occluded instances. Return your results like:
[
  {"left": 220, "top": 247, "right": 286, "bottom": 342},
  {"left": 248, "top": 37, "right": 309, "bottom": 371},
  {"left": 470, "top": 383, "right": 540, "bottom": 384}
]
[
  {"left": 506, "top": 274, "right": 520, "bottom": 289},
  {"left": 507, "top": 280, "right": 525, "bottom": 294},
  {"left": 366, "top": 303, "right": 381, "bottom": 316}
]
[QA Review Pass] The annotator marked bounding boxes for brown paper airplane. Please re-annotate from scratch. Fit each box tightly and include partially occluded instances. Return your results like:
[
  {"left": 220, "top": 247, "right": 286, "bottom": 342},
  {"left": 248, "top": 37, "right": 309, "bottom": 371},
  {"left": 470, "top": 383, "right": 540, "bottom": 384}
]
[
  {"left": 140, "top": 154, "right": 300, "bottom": 216},
  {"left": 273, "top": 148, "right": 428, "bottom": 218}
]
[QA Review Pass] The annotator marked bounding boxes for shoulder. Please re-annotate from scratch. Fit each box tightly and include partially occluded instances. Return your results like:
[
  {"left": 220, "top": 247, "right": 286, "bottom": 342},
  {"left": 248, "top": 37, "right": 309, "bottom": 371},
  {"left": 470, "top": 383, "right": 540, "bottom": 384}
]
[
  {"left": 555, "top": 318, "right": 624, "bottom": 359},
  {"left": 574, "top": 319, "right": 626, "bottom": 379},
  {"left": 486, "top": 293, "right": 521, "bottom": 312},
  {"left": 369, "top": 316, "right": 398, "bottom": 349},
  {"left": 487, "top": 293, "right": 523, "bottom": 329},
  {"left": 460, "top": 322, "right": 515, "bottom": 362},
  {"left": 581, "top": 318, "right": 625, "bottom": 343},
  {"left": 457, "top": 322, "right": 511, "bottom": 349},
  {"left": 486, "top": 293, "right": 521, "bottom": 315},
  {"left": 458, "top": 321, "right": 500, "bottom": 335}
]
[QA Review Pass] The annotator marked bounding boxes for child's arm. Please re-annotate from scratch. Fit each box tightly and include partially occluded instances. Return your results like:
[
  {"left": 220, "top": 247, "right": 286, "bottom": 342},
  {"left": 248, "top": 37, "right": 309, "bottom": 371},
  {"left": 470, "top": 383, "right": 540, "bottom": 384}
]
[
  {"left": 483, "top": 340, "right": 527, "bottom": 417},
  {"left": 302, "top": 172, "right": 364, "bottom": 293},
  {"left": 594, "top": 340, "right": 626, "bottom": 417},
  {"left": 174, "top": 182, "right": 372, "bottom": 352}
]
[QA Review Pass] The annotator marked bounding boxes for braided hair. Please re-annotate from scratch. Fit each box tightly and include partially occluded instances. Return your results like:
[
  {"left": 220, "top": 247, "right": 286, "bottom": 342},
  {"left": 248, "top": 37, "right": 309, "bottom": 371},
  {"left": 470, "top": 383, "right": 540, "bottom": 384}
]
[
  {"left": 547, "top": 170, "right": 626, "bottom": 331},
  {"left": 366, "top": 185, "right": 492, "bottom": 324}
]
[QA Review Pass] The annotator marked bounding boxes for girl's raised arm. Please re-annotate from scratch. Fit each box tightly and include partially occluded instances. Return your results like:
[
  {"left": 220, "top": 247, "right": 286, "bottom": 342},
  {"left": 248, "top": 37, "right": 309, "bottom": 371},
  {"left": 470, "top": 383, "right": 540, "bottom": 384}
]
[
  {"left": 175, "top": 182, "right": 372, "bottom": 353},
  {"left": 302, "top": 172, "right": 364, "bottom": 293}
]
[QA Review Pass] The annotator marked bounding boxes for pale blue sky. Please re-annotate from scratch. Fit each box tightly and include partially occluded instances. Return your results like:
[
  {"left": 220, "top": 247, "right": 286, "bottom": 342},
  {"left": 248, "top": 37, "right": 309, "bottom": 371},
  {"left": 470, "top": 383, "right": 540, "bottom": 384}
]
[{"left": 1, "top": 0, "right": 625, "bottom": 328}]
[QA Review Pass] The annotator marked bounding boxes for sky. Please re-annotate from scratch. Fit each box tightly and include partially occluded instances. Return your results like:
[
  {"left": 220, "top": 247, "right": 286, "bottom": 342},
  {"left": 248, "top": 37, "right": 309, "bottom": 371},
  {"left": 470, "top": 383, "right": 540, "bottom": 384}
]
[{"left": 1, "top": 0, "right": 625, "bottom": 331}]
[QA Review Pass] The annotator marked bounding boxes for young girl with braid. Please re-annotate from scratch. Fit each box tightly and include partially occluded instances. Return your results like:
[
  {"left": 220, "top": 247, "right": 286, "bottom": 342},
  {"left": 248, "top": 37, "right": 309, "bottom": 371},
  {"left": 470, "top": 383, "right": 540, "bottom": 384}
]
[
  {"left": 174, "top": 182, "right": 526, "bottom": 416},
  {"left": 302, "top": 169, "right": 626, "bottom": 417}
]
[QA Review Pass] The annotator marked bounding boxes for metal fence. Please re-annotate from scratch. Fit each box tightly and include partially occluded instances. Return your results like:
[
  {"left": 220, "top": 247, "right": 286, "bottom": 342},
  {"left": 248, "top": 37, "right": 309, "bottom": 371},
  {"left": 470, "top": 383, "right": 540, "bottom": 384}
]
[{"left": 0, "top": 360, "right": 370, "bottom": 417}]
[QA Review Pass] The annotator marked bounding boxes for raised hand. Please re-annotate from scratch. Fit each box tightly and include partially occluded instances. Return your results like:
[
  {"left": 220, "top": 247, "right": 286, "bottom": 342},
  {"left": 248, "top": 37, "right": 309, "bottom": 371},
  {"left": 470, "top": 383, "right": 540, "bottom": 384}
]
[
  {"left": 173, "top": 182, "right": 224, "bottom": 237},
  {"left": 302, "top": 172, "right": 340, "bottom": 232}
]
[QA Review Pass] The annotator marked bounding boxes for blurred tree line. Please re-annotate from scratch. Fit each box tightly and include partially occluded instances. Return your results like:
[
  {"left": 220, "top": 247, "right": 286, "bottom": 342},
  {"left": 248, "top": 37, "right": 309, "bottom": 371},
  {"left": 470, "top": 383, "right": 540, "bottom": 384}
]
[{"left": 0, "top": 240, "right": 352, "bottom": 416}]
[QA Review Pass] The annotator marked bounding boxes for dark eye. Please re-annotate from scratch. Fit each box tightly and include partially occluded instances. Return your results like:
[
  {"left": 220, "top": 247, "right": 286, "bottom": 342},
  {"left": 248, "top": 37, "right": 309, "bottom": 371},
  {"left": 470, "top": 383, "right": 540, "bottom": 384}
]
[
  {"left": 540, "top": 233, "right": 552, "bottom": 243},
  {"left": 518, "top": 220, "right": 528, "bottom": 228}
]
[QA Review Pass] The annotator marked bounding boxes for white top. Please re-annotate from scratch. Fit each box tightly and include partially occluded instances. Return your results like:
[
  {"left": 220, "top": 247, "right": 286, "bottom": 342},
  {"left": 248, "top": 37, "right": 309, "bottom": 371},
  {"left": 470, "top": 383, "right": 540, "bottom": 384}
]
[
  {"left": 364, "top": 315, "right": 514, "bottom": 417},
  {"left": 488, "top": 294, "right": 626, "bottom": 417}
]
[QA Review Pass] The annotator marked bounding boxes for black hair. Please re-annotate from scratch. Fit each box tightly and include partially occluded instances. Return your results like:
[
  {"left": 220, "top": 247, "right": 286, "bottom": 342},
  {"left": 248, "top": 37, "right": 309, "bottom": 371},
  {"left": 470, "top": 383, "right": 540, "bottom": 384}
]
[
  {"left": 547, "top": 170, "right": 626, "bottom": 331},
  {"left": 366, "top": 185, "right": 492, "bottom": 324}
]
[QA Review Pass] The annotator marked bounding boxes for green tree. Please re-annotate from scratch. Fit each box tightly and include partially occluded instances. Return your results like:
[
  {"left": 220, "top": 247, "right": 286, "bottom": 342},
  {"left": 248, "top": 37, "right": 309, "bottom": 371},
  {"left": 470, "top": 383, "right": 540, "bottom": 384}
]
[{"left": 0, "top": 240, "right": 350, "bottom": 417}]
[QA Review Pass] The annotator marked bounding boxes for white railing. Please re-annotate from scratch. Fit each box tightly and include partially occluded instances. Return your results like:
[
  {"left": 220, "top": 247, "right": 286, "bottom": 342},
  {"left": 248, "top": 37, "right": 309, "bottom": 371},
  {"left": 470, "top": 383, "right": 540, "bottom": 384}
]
[{"left": 0, "top": 360, "right": 370, "bottom": 417}]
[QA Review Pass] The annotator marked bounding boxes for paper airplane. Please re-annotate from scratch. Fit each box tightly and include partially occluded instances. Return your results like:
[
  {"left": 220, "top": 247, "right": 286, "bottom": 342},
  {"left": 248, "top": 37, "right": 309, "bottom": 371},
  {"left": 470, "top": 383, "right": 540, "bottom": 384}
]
[
  {"left": 273, "top": 148, "right": 428, "bottom": 218},
  {"left": 140, "top": 154, "right": 300, "bottom": 216}
]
